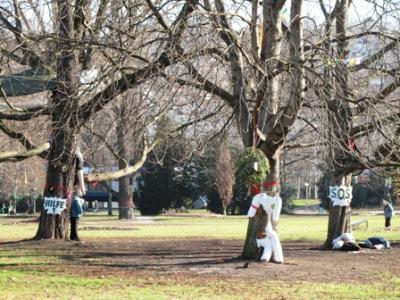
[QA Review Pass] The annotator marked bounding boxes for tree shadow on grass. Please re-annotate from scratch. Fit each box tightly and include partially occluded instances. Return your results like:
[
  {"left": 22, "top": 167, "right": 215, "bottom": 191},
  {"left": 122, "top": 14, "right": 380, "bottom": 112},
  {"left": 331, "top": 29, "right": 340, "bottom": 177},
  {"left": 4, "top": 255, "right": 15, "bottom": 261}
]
[
  {"left": 0, "top": 238, "right": 36, "bottom": 246},
  {"left": 62, "top": 255, "right": 246, "bottom": 271}
]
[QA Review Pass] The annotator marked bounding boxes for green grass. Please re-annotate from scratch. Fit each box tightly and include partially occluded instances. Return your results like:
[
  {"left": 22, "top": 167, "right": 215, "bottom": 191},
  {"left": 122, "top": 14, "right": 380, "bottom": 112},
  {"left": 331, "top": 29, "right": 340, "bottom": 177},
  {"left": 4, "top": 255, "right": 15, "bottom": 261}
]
[
  {"left": 0, "top": 213, "right": 399, "bottom": 299},
  {"left": 0, "top": 269, "right": 207, "bottom": 300},
  {"left": 291, "top": 198, "right": 321, "bottom": 208},
  {"left": 0, "top": 269, "right": 399, "bottom": 300},
  {"left": 0, "top": 212, "right": 398, "bottom": 243},
  {"left": 279, "top": 281, "right": 400, "bottom": 300}
]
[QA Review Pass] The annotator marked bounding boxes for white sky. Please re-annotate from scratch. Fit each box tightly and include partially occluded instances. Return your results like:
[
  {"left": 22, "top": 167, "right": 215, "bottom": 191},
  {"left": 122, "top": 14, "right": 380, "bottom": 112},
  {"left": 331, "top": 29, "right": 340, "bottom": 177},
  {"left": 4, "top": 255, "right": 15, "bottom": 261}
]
[
  {"left": 304, "top": 0, "right": 400, "bottom": 27},
  {"left": 7, "top": 0, "right": 399, "bottom": 33}
]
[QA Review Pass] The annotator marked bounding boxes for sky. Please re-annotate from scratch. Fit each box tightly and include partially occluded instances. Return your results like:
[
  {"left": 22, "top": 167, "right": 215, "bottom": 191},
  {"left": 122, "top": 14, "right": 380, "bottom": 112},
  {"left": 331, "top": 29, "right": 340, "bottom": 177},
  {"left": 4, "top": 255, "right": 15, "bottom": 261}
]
[
  {"left": 304, "top": 0, "right": 400, "bottom": 27},
  {"left": 2, "top": 0, "right": 398, "bottom": 33}
]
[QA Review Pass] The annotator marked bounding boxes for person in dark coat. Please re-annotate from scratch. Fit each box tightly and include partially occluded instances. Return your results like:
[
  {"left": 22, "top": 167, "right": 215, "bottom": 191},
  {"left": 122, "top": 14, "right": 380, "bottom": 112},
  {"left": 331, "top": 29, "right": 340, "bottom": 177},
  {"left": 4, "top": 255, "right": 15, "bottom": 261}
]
[
  {"left": 381, "top": 200, "right": 394, "bottom": 230},
  {"left": 70, "top": 196, "right": 84, "bottom": 240}
]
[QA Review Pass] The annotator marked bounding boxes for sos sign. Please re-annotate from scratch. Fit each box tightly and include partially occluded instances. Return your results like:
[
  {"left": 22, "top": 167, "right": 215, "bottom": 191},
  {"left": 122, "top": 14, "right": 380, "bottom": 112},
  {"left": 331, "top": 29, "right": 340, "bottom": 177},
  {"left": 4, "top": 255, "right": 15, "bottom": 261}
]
[{"left": 329, "top": 186, "right": 352, "bottom": 207}]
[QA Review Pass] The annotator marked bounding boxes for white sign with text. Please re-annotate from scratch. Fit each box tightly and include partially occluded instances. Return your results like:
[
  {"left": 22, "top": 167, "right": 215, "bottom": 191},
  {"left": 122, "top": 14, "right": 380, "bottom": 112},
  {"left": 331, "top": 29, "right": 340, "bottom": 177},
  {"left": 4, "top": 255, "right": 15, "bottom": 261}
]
[
  {"left": 44, "top": 197, "right": 67, "bottom": 215},
  {"left": 329, "top": 186, "right": 352, "bottom": 207}
]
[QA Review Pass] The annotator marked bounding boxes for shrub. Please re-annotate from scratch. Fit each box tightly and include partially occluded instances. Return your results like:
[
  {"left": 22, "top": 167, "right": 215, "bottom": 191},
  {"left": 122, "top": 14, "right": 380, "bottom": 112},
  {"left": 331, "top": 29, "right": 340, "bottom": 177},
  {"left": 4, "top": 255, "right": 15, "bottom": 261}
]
[
  {"left": 206, "top": 188, "right": 223, "bottom": 214},
  {"left": 136, "top": 162, "right": 180, "bottom": 215},
  {"left": 228, "top": 183, "right": 251, "bottom": 215},
  {"left": 280, "top": 184, "right": 297, "bottom": 209},
  {"left": 235, "top": 147, "right": 270, "bottom": 185},
  {"left": 8, "top": 194, "right": 42, "bottom": 213}
]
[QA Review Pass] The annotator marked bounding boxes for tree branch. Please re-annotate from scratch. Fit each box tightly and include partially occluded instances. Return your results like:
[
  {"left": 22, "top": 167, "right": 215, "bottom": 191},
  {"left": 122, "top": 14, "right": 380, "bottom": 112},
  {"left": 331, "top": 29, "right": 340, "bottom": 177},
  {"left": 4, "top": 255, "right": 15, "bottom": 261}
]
[
  {"left": 85, "top": 139, "right": 159, "bottom": 182},
  {"left": 354, "top": 68, "right": 400, "bottom": 115},
  {"left": 174, "top": 105, "right": 225, "bottom": 132},
  {"left": 163, "top": 70, "right": 236, "bottom": 107},
  {"left": 0, "top": 8, "right": 45, "bottom": 69},
  {"left": 83, "top": 124, "right": 128, "bottom": 166},
  {"left": 0, "top": 120, "right": 50, "bottom": 161},
  {"left": 0, "top": 106, "right": 49, "bottom": 121},
  {"left": 26, "top": 0, "right": 46, "bottom": 32},
  {"left": 0, "top": 141, "right": 50, "bottom": 162},
  {"left": 0, "top": 120, "right": 36, "bottom": 149},
  {"left": 78, "top": 0, "right": 198, "bottom": 123},
  {"left": 146, "top": 0, "right": 169, "bottom": 30},
  {"left": 284, "top": 142, "right": 319, "bottom": 150}
]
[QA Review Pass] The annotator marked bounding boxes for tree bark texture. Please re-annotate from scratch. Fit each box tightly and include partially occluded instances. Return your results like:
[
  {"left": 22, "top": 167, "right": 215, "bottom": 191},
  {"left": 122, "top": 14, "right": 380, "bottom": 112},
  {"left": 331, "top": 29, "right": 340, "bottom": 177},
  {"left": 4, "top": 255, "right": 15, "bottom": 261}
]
[
  {"left": 242, "top": 209, "right": 267, "bottom": 259},
  {"left": 321, "top": 0, "right": 353, "bottom": 250},
  {"left": 321, "top": 174, "right": 352, "bottom": 249},
  {"left": 116, "top": 101, "right": 134, "bottom": 220},
  {"left": 34, "top": 128, "right": 76, "bottom": 240},
  {"left": 241, "top": 0, "right": 299, "bottom": 259},
  {"left": 34, "top": 0, "right": 79, "bottom": 240},
  {"left": 241, "top": 2, "right": 285, "bottom": 259},
  {"left": 118, "top": 175, "right": 134, "bottom": 220},
  {"left": 242, "top": 153, "right": 280, "bottom": 259}
]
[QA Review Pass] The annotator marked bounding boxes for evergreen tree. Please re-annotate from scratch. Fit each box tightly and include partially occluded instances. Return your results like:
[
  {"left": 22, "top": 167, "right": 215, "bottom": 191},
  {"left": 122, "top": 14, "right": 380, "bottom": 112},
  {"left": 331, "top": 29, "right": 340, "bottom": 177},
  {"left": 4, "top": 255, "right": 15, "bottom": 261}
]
[{"left": 136, "top": 117, "right": 185, "bottom": 215}]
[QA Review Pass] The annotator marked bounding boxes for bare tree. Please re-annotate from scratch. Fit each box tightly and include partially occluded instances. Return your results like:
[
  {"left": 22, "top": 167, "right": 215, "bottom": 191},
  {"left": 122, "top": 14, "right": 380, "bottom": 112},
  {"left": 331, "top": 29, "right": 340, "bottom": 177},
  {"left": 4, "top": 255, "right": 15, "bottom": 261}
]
[
  {"left": 215, "top": 143, "right": 235, "bottom": 215},
  {"left": 157, "top": 0, "right": 306, "bottom": 258},
  {"left": 306, "top": 0, "right": 400, "bottom": 248},
  {"left": 157, "top": 0, "right": 400, "bottom": 255},
  {"left": 0, "top": 0, "right": 200, "bottom": 239},
  {"left": 1, "top": 0, "right": 399, "bottom": 256}
]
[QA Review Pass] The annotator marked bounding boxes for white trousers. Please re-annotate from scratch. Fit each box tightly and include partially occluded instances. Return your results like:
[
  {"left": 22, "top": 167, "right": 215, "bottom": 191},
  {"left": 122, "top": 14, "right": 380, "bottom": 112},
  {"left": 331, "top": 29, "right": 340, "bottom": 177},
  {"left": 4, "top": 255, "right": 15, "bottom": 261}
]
[{"left": 256, "top": 231, "right": 284, "bottom": 263}]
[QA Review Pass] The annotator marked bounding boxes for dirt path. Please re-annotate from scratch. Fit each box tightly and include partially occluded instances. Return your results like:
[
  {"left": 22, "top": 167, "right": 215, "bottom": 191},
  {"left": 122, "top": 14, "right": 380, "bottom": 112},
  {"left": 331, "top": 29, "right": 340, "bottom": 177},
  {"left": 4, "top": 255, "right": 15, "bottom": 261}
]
[{"left": 1, "top": 238, "right": 399, "bottom": 284}]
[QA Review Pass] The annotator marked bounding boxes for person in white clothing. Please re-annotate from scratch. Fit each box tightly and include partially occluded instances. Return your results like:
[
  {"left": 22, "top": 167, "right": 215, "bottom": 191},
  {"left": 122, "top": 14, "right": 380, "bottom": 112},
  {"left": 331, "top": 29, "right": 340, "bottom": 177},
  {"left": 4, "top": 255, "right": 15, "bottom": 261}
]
[
  {"left": 255, "top": 224, "right": 284, "bottom": 263},
  {"left": 248, "top": 193, "right": 284, "bottom": 263},
  {"left": 332, "top": 232, "right": 355, "bottom": 250},
  {"left": 247, "top": 193, "right": 282, "bottom": 228},
  {"left": 331, "top": 232, "right": 360, "bottom": 251}
]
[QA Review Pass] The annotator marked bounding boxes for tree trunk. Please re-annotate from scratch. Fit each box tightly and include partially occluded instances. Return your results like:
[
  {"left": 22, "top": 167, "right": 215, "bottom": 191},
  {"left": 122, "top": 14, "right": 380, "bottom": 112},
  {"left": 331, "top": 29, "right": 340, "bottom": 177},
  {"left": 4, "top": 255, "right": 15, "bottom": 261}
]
[
  {"left": 321, "top": 0, "right": 353, "bottom": 250},
  {"left": 34, "top": 127, "right": 76, "bottom": 240},
  {"left": 321, "top": 174, "right": 352, "bottom": 249},
  {"left": 118, "top": 175, "right": 133, "bottom": 219},
  {"left": 322, "top": 205, "right": 352, "bottom": 249},
  {"left": 34, "top": 89, "right": 78, "bottom": 239},
  {"left": 116, "top": 101, "right": 134, "bottom": 220},
  {"left": 242, "top": 208, "right": 267, "bottom": 258},
  {"left": 222, "top": 202, "right": 227, "bottom": 216},
  {"left": 34, "top": 170, "right": 70, "bottom": 239},
  {"left": 34, "top": 0, "right": 79, "bottom": 240},
  {"left": 108, "top": 189, "right": 113, "bottom": 216},
  {"left": 241, "top": 0, "right": 285, "bottom": 257},
  {"left": 242, "top": 152, "right": 280, "bottom": 259},
  {"left": 241, "top": 0, "right": 304, "bottom": 259}
]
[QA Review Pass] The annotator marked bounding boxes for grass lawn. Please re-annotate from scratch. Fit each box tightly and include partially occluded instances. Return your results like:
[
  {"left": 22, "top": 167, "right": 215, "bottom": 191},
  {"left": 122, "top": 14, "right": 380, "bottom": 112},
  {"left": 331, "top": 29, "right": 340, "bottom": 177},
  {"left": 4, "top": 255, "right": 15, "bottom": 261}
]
[
  {"left": 0, "top": 211, "right": 399, "bottom": 300},
  {"left": 0, "top": 268, "right": 398, "bottom": 300},
  {"left": 291, "top": 198, "right": 321, "bottom": 208},
  {"left": 0, "top": 211, "right": 397, "bottom": 242}
]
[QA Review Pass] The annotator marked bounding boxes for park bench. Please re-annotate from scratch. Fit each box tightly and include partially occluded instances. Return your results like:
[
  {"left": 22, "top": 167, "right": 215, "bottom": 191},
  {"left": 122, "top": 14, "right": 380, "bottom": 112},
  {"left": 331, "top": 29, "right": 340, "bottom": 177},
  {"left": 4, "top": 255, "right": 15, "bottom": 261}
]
[{"left": 351, "top": 219, "right": 368, "bottom": 230}]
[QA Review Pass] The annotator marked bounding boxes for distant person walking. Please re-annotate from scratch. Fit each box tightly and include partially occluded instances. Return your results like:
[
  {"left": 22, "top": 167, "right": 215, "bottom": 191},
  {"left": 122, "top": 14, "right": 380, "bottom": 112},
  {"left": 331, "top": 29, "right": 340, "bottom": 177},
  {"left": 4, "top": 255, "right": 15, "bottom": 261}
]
[{"left": 381, "top": 200, "right": 394, "bottom": 230}]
